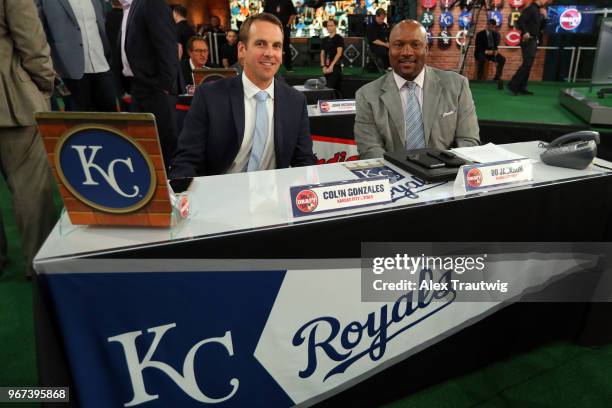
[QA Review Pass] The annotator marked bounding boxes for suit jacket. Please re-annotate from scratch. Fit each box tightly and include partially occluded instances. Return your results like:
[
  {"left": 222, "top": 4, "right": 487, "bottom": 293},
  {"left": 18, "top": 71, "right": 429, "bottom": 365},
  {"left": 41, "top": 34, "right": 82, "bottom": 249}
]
[
  {"left": 354, "top": 66, "right": 480, "bottom": 159},
  {"left": 0, "top": 0, "right": 54, "bottom": 127},
  {"left": 180, "top": 58, "right": 220, "bottom": 88},
  {"left": 170, "top": 75, "right": 316, "bottom": 178},
  {"left": 474, "top": 29, "right": 500, "bottom": 59},
  {"left": 124, "top": 0, "right": 178, "bottom": 94},
  {"left": 37, "top": 0, "right": 110, "bottom": 80}
]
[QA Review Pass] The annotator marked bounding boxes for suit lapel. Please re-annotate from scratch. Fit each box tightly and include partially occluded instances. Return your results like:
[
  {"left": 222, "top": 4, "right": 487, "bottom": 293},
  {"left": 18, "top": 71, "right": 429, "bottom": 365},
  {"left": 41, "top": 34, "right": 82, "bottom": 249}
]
[
  {"left": 126, "top": 0, "right": 140, "bottom": 38},
  {"left": 58, "top": 0, "right": 78, "bottom": 26},
  {"left": 273, "top": 79, "right": 283, "bottom": 163},
  {"left": 422, "top": 66, "right": 441, "bottom": 146},
  {"left": 379, "top": 73, "right": 405, "bottom": 150},
  {"left": 230, "top": 76, "right": 245, "bottom": 149}
]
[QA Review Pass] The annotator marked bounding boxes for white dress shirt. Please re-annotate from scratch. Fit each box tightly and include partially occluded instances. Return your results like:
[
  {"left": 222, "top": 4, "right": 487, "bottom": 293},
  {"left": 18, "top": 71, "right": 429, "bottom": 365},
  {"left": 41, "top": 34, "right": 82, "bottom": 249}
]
[
  {"left": 67, "top": 0, "right": 109, "bottom": 74},
  {"left": 393, "top": 67, "right": 425, "bottom": 115},
  {"left": 120, "top": 0, "right": 134, "bottom": 77},
  {"left": 228, "top": 74, "right": 276, "bottom": 173}
]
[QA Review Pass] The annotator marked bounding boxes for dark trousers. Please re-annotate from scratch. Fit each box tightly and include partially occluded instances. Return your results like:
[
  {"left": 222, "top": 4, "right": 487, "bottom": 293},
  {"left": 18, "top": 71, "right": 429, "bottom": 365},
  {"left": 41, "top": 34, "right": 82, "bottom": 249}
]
[
  {"left": 370, "top": 44, "right": 390, "bottom": 69},
  {"left": 130, "top": 83, "right": 177, "bottom": 171},
  {"left": 63, "top": 70, "right": 117, "bottom": 112},
  {"left": 283, "top": 25, "right": 292, "bottom": 70},
  {"left": 476, "top": 53, "right": 506, "bottom": 80},
  {"left": 509, "top": 39, "right": 537, "bottom": 91},
  {"left": 0, "top": 126, "right": 57, "bottom": 276},
  {"left": 324, "top": 65, "right": 342, "bottom": 94}
]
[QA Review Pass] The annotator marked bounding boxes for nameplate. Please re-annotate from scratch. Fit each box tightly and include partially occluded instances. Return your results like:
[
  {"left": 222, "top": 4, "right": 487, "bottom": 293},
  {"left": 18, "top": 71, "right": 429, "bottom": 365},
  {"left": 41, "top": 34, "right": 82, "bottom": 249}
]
[
  {"left": 318, "top": 99, "right": 356, "bottom": 114},
  {"left": 459, "top": 159, "right": 533, "bottom": 192},
  {"left": 290, "top": 176, "right": 391, "bottom": 217}
]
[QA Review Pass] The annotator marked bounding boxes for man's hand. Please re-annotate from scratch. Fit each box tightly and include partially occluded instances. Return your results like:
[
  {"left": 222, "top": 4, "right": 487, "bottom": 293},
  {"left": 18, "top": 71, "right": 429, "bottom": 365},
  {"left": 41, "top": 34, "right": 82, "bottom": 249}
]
[
  {"left": 540, "top": 8, "right": 547, "bottom": 18},
  {"left": 522, "top": 32, "right": 531, "bottom": 42}
]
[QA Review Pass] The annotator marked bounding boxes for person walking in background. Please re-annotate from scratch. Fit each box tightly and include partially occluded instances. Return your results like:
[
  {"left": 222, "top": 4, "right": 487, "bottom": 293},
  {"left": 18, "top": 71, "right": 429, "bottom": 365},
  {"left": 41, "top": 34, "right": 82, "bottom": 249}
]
[
  {"left": 173, "top": 5, "right": 196, "bottom": 60},
  {"left": 0, "top": 0, "right": 57, "bottom": 276},
  {"left": 37, "top": 0, "right": 117, "bottom": 111},
  {"left": 508, "top": 0, "right": 550, "bottom": 96},
  {"left": 122, "top": 0, "right": 179, "bottom": 170},
  {"left": 264, "top": 0, "right": 297, "bottom": 72},
  {"left": 320, "top": 19, "right": 344, "bottom": 93}
]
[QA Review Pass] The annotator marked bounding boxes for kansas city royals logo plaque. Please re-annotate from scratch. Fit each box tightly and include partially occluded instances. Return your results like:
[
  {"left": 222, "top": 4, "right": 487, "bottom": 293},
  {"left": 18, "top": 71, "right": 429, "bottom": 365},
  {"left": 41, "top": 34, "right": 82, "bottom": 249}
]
[{"left": 36, "top": 112, "right": 172, "bottom": 227}]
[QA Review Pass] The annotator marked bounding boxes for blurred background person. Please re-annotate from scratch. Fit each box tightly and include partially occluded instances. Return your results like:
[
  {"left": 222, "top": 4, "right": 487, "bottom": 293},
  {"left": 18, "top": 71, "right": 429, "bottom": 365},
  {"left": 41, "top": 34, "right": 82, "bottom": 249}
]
[
  {"left": 220, "top": 29, "right": 239, "bottom": 68},
  {"left": 181, "top": 36, "right": 220, "bottom": 88},
  {"left": 173, "top": 5, "right": 196, "bottom": 60},
  {"left": 37, "top": 0, "right": 116, "bottom": 111},
  {"left": 122, "top": 0, "right": 179, "bottom": 170},
  {"left": 0, "top": 0, "right": 57, "bottom": 277},
  {"left": 320, "top": 19, "right": 344, "bottom": 93}
]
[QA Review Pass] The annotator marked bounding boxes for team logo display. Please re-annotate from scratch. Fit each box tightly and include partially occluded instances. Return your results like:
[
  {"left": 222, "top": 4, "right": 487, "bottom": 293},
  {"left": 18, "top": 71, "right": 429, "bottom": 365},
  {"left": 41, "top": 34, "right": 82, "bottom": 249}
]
[
  {"left": 509, "top": 10, "right": 521, "bottom": 27},
  {"left": 460, "top": 0, "right": 474, "bottom": 8},
  {"left": 420, "top": 10, "right": 435, "bottom": 28},
  {"left": 55, "top": 126, "right": 156, "bottom": 213},
  {"left": 439, "top": 30, "right": 452, "bottom": 48},
  {"left": 488, "top": 10, "right": 503, "bottom": 26},
  {"left": 439, "top": 11, "right": 454, "bottom": 28},
  {"left": 504, "top": 28, "right": 521, "bottom": 46},
  {"left": 509, "top": 0, "right": 524, "bottom": 8},
  {"left": 295, "top": 190, "right": 319, "bottom": 213},
  {"left": 421, "top": 0, "right": 437, "bottom": 9},
  {"left": 455, "top": 30, "right": 468, "bottom": 47},
  {"left": 440, "top": 0, "right": 454, "bottom": 9},
  {"left": 489, "top": 0, "right": 503, "bottom": 7},
  {"left": 559, "top": 8, "right": 582, "bottom": 31},
  {"left": 458, "top": 11, "right": 473, "bottom": 28},
  {"left": 319, "top": 101, "right": 330, "bottom": 113},
  {"left": 426, "top": 29, "right": 434, "bottom": 46},
  {"left": 466, "top": 168, "right": 483, "bottom": 187}
]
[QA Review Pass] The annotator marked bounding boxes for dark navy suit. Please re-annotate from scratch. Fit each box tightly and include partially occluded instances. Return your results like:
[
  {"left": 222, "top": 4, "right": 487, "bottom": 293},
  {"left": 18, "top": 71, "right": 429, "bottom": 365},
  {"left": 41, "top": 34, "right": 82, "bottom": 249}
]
[{"left": 170, "top": 75, "right": 317, "bottom": 178}]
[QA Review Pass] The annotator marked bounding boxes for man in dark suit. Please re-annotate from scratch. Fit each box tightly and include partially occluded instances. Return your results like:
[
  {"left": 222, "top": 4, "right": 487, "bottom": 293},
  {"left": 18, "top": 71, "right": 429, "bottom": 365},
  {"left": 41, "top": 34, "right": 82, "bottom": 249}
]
[
  {"left": 170, "top": 13, "right": 316, "bottom": 178},
  {"left": 173, "top": 5, "right": 196, "bottom": 60},
  {"left": 263, "top": 0, "right": 296, "bottom": 72},
  {"left": 122, "top": 0, "right": 179, "bottom": 170},
  {"left": 37, "top": 0, "right": 116, "bottom": 111},
  {"left": 474, "top": 19, "right": 506, "bottom": 89},
  {"left": 180, "top": 36, "right": 220, "bottom": 88}
]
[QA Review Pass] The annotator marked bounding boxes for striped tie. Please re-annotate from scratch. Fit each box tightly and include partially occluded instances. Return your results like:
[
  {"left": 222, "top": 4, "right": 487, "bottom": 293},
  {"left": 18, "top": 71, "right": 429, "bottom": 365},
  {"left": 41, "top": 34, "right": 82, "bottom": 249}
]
[
  {"left": 247, "top": 90, "right": 269, "bottom": 172},
  {"left": 404, "top": 82, "right": 425, "bottom": 150}
]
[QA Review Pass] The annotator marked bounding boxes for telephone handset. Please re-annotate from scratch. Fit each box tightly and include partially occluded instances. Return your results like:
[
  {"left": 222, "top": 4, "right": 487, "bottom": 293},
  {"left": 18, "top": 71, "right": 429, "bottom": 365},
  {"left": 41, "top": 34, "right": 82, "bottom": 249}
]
[{"left": 539, "top": 131, "right": 600, "bottom": 170}]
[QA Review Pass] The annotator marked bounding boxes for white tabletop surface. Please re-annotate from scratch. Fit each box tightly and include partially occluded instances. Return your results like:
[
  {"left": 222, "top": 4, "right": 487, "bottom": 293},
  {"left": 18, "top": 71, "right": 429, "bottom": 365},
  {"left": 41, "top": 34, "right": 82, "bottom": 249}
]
[{"left": 35, "top": 142, "right": 612, "bottom": 263}]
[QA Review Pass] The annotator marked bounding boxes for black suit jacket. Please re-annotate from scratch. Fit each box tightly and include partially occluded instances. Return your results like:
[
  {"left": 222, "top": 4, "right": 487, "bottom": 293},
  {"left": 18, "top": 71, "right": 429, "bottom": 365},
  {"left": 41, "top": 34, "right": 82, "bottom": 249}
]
[
  {"left": 180, "top": 58, "right": 221, "bottom": 88},
  {"left": 124, "top": 0, "right": 178, "bottom": 94},
  {"left": 170, "top": 75, "right": 317, "bottom": 177},
  {"left": 474, "top": 29, "right": 500, "bottom": 59}
]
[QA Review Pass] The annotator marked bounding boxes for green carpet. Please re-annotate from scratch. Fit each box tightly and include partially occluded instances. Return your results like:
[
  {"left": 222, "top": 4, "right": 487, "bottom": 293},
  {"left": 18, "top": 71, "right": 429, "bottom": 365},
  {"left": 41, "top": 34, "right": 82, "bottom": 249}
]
[{"left": 2, "top": 78, "right": 612, "bottom": 407}]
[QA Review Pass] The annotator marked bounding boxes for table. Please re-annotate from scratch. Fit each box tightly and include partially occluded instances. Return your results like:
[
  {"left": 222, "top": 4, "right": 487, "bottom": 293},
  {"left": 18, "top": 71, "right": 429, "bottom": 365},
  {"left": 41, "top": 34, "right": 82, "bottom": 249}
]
[{"left": 34, "top": 142, "right": 612, "bottom": 407}]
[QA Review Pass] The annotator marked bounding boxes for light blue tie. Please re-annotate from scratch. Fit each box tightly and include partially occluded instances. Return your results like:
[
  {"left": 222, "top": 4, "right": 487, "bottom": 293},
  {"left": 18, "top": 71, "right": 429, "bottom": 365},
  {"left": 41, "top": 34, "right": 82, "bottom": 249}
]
[
  {"left": 404, "top": 82, "right": 425, "bottom": 150},
  {"left": 247, "top": 90, "right": 269, "bottom": 172}
]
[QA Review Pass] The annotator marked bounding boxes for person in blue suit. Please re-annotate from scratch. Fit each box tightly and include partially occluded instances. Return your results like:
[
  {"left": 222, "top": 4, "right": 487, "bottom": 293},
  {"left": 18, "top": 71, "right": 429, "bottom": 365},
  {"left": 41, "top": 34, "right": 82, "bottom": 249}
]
[{"left": 170, "top": 13, "right": 316, "bottom": 178}]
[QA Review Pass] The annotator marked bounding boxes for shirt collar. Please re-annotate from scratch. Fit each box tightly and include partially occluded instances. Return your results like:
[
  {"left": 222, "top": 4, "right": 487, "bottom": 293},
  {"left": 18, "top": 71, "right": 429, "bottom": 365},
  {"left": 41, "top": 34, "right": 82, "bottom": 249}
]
[
  {"left": 393, "top": 66, "right": 425, "bottom": 92},
  {"left": 242, "top": 73, "right": 275, "bottom": 100}
]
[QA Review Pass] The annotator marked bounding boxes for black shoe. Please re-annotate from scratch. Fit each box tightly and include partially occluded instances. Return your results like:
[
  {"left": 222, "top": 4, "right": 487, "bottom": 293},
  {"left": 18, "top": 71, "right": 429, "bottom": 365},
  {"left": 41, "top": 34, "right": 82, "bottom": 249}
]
[
  {"left": 507, "top": 84, "right": 518, "bottom": 96},
  {"left": 518, "top": 90, "right": 534, "bottom": 95},
  {"left": 496, "top": 79, "right": 503, "bottom": 90}
]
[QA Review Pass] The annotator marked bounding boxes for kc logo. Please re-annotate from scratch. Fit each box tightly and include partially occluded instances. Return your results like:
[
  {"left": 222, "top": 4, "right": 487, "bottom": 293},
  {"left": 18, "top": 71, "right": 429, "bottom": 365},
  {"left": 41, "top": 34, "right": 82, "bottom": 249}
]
[
  {"left": 71, "top": 145, "right": 138, "bottom": 198},
  {"left": 55, "top": 126, "right": 157, "bottom": 213},
  {"left": 108, "top": 323, "right": 239, "bottom": 406}
]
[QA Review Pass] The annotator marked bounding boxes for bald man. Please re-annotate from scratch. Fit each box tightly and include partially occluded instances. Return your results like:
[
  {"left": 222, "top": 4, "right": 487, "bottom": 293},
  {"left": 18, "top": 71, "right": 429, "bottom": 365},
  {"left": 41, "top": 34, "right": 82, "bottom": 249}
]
[{"left": 354, "top": 20, "right": 480, "bottom": 159}]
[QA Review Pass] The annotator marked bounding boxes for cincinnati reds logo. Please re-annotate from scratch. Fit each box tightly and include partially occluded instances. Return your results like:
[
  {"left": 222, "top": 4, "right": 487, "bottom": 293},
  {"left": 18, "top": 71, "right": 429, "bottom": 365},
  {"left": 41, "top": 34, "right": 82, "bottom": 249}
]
[
  {"left": 505, "top": 29, "right": 521, "bottom": 46},
  {"left": 319, "top": 102, "right": 331, "bottom": 113},
  {"left": 509, "top": 0, "right": 524, "bottom": 8},
  {"left": 466, "top": 168, "right": 483, "bottom": 187},
  {"left": 559, "top": 9, "right": 582, "bottom": 31},
  {"left": 421, "top": 0, "right": 436, "bottom": 9},
  {"left": 295, "top": 190, "right": 319, "bottom": 213}
]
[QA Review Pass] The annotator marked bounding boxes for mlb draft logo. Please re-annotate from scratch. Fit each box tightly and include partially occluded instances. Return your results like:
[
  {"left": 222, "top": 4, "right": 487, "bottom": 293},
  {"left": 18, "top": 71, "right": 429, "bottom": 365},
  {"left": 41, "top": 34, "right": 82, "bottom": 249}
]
[
  {"left": 295, "top": 190, "right": 319, "bottom": 213},
  {"left": 55, "top": 125, "right": 157, "bottom": 213},
  {"left": 559, "top": 8, "right": 582, "bottom": 31}
]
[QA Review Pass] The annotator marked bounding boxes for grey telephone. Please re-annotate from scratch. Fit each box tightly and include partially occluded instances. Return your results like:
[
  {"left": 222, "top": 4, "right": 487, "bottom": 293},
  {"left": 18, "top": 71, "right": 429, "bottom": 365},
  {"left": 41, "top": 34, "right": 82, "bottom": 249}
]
[{"left": 539, "top": 131, "right": 600, "bottom": 170}]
